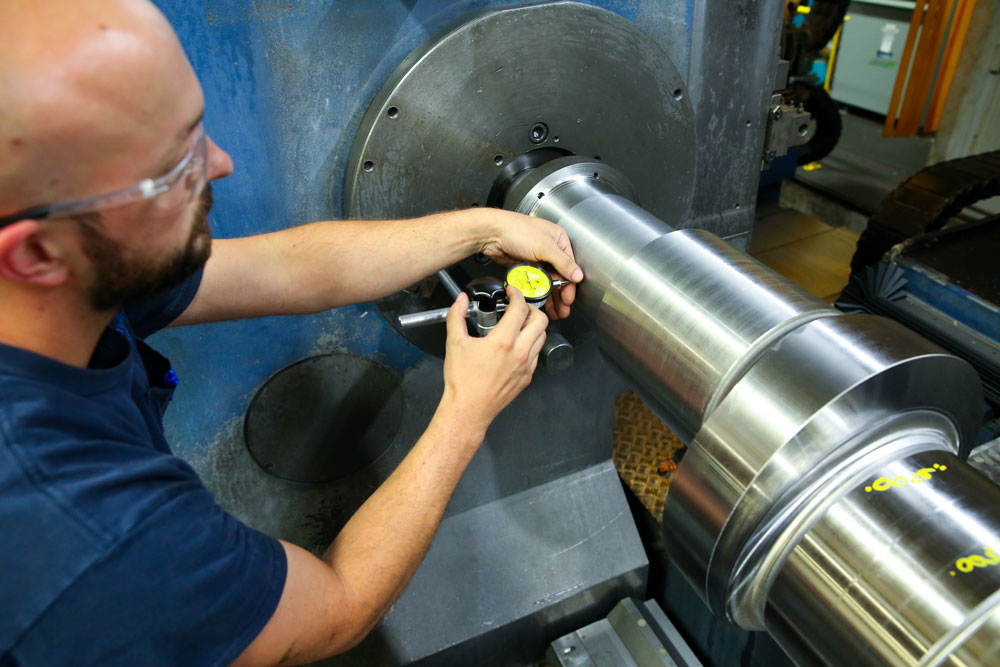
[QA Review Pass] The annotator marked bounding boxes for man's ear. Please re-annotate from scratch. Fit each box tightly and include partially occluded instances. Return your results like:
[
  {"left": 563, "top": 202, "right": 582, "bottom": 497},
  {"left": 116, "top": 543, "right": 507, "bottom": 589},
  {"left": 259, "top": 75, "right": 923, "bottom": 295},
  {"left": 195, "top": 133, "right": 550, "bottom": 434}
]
[{"left": 0, "top": 220, "right": 71, "bottom": 286}]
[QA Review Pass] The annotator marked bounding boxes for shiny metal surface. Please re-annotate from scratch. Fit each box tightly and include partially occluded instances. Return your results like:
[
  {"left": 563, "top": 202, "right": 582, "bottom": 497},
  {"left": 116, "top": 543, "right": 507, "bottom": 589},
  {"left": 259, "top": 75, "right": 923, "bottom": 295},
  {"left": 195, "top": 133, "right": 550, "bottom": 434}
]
[
  {"left": 541, "top": 326, "right": 574, "bottom": 374},
  {"left": 436, "top": 269, "right": 462, "bottom": 300},
  {"left": 508, "top": 160, "right": 837, "bottom": 442},
  {"left": 664, "top": 315, "right": 982, "bottom": 619},
  {"left": 595, "top": 230, "right": 835, "bottom": 442},
  {"left": 766, "top": 451, "right": 1000, "bottom": 667},
  {"left": 505, "top": 157, "right": 995, "bottom": 665},
  {"left": 398, "top": 306, "right": 451, "bottom": 328},
  {"left": 345, "top": 2, "right": 695, "bottom": 226}
]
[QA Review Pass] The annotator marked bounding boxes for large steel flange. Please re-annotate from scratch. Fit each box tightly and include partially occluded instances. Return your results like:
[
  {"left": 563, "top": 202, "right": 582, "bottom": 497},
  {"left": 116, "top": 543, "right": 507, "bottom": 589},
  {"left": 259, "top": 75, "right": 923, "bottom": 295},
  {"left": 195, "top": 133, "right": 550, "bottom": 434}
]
[{"left": 345, "top": 1, "right": 696, "bottom": 355}]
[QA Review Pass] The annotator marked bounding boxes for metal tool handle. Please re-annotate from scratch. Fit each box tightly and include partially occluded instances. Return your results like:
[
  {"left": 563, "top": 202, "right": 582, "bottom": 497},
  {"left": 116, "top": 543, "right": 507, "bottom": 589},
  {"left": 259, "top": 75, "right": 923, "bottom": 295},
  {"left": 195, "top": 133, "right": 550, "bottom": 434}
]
[
  {"left": 398, "top": 302, "right": 510, "bottom": 329},
  {"left": 398, "top": 307, "right": 457, "bottom": 328},
  {"left": 436, "top": 269, "right": 463, "bottom": 299}
]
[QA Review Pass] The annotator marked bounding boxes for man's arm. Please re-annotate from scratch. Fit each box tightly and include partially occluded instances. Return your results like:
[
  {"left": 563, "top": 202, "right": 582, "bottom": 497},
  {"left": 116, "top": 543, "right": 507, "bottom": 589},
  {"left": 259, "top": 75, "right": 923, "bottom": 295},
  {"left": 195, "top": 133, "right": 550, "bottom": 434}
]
[
  {"left": 233, "top": 288, "right": 550, "bottom": 665},
  {"left": 171, "top": 208, "right": 582, "bottom": 327}
]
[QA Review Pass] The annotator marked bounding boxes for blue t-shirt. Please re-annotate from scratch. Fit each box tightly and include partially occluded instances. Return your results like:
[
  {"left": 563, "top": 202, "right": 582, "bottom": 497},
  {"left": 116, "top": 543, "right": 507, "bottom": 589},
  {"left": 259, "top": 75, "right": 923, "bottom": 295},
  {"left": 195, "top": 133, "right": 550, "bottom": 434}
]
[{"left": 0, "top": 271, "right": 286, "bottom": 665}]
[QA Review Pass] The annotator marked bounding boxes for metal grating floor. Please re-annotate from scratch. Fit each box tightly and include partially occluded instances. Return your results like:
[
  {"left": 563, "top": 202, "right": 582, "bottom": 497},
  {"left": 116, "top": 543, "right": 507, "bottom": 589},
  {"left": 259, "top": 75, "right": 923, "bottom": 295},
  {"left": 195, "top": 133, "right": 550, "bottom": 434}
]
[{"left": 611, "top": 392, "right": 684, "bottom": 523}]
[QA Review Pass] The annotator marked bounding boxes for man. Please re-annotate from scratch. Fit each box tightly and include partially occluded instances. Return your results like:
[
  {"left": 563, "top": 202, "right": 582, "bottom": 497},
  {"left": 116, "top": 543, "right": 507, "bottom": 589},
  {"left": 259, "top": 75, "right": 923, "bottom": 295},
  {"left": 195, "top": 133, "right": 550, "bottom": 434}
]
[{"left": 0, "top": 1, "right": 583, "bottom": 664}]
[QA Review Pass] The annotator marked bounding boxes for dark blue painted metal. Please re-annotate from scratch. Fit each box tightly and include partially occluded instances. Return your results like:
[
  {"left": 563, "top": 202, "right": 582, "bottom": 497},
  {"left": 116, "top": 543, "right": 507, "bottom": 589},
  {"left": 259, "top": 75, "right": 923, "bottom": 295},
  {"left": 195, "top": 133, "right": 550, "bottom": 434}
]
[
  {"left": 900, "top": 265, "right": 1000, "bottom": 343},
  {"left": 149, "top": 0, "right": 693, "bottom": 462}
]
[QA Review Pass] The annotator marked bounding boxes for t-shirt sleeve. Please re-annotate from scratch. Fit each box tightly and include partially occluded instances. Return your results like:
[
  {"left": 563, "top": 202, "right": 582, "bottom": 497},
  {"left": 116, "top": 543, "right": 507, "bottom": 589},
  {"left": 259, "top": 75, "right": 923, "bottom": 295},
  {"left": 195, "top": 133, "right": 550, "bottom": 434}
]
[
  {"left": 14, "top": 479, "right": 288, "bottom": 666},
  {"left": 123, "top": 268, "right": 205, "bottom": 338}
]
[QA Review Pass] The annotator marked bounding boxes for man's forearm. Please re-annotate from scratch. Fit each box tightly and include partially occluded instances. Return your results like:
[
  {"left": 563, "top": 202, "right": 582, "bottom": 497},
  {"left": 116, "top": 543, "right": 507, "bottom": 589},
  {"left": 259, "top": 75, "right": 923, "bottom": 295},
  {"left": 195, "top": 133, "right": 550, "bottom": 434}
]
[
  {"left": 320, "top": 397, "right": 484, "bottom": 643},
  {"left": 233, "top": 292, "right": 548, "bottom": 665},
  {"left": 277, "top": 210, "right": 501, "bottom": 311},
  {"left": 174, "top": 210, "right": 500, "bottom": 326}
]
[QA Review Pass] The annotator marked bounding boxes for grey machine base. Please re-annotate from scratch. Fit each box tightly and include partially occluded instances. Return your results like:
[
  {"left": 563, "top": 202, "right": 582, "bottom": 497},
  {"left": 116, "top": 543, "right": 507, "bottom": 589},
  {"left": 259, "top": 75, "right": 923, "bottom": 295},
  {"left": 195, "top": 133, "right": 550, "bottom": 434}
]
[
  {"left": 325, "top": 461, "right": 648, "bottom": 666},
  {"left": 549, "top": 598, "right": 703, "bottom": 667}
]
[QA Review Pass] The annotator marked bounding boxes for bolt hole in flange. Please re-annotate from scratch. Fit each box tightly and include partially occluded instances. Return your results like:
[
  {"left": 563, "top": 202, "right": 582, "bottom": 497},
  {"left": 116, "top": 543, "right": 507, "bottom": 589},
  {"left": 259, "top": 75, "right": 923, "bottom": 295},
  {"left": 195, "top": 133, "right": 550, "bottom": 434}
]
[
  {"left": 244, "top": 354, "right": 404, "bottom": 484},
  {"left": 494, "top": 154, "right": 504, "bottom": 166},
  {"left": 363, "top": 160, "right": 374, "bottom": 172},
  {"left": 529, "top": 122, "right": 549, "bottom": 144},
  {"left": 387, "top": 106, "right": 399, "bottom": 119},
  {"left": 673, "top": 88, "right": 683, "bottom": 101}
]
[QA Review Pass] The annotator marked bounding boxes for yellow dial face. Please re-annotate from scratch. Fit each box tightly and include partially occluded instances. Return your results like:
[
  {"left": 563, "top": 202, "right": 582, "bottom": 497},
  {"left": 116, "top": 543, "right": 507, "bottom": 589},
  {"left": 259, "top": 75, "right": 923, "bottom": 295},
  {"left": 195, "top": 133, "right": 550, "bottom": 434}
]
[{"left": 505, "top": 264, "right": 552, "bottom": 300}]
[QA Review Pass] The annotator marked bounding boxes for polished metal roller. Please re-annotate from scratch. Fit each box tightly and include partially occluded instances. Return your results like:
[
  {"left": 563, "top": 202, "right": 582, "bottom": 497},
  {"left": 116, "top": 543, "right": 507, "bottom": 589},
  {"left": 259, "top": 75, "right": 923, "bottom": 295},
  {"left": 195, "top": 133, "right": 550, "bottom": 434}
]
[{"left": 502, "top": 155, "right": 1000, "bottom": 666}]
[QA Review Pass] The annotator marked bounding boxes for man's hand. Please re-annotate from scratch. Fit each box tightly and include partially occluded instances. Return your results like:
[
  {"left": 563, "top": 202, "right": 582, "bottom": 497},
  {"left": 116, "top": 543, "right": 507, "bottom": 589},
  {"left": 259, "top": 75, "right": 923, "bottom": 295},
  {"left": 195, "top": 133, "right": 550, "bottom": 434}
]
[
  {"left": 477, "top": 209, "right": 583, "bottom": 320},
  {"left": 440, "top": 286, "right": 549, "bottom": 436}
]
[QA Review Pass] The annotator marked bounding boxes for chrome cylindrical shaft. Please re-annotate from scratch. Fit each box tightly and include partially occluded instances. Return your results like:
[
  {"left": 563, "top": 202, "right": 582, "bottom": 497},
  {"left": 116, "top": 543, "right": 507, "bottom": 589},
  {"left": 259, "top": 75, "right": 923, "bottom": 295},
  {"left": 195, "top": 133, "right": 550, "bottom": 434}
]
[
  {"left": 436, "top": 269, "right": 463, "bottom": 300},
  {"left": 504, "top": 156, "right": 835, "bottom": 442},
  {"left": 398, "top": 307, "right": 452, "bottom": 328},
  {"left": 765, "top": 450, "right": 1000, "bottom": 666},
  {"left": 503, "top": 156, "right": 995, "bottom": 666}
]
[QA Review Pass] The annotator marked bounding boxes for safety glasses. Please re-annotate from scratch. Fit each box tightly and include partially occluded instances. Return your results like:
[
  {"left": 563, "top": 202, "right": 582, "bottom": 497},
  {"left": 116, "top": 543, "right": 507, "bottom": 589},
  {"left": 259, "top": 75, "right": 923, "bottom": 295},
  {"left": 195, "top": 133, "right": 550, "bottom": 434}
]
[{"left": 0, "top": 122, "right": 208, "bottom": 227}]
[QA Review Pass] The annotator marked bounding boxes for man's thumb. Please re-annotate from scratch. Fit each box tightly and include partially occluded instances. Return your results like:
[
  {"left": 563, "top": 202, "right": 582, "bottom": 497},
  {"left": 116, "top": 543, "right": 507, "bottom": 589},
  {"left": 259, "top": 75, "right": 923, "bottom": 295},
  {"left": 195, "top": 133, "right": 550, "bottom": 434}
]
[{"left": 446, "top": 292, "right": 471, "bottom": 339}]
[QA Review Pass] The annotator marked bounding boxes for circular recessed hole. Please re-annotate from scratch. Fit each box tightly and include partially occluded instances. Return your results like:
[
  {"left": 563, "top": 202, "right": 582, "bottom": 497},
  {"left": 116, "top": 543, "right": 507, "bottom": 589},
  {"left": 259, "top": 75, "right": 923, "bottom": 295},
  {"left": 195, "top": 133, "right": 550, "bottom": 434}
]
[
  {"left": 245, "top": 354, "right": 404, "bottom": 484},
  {"left": 493, "top": 154, "right": 504, "bottom": 166},
  {"left": 798, "top": 124, "right": 809, "bottom": 136},
  {"left": 735, "top": 203, "right": 741, "bottom": 210},
  {"left": 553, "top": 136, "right": 560, "bottom": 143},
  {"left": 537, "top": 192, "right": 545, "bottom": 199},
  {"left": 673, "top": 88, "right": 683, "bottom": 101},
  {"left": 746, "top": 120, "right": 752, "bottom": 127},
  {"left": 387, "top": 106, "right": 399, "bottom": 119},
  {"left": 593, "top": 172, "right": 600, "bottom": 179},
  {"left": 529, "top": 122, "right": 549, "bottom": 144},
  {"left": 363, "top": 160, "right": 374, "bottom": 172}
]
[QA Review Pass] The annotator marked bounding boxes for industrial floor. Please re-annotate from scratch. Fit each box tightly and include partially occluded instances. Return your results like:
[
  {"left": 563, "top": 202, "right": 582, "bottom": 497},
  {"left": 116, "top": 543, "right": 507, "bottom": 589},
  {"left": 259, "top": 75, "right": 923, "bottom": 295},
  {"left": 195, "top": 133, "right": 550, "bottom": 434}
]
[
  {"left": 795, "top": 109, "right": 933, "bottom": 215},
  {"left": 613, "top": 196, "right": 862, "bottom": 522}
]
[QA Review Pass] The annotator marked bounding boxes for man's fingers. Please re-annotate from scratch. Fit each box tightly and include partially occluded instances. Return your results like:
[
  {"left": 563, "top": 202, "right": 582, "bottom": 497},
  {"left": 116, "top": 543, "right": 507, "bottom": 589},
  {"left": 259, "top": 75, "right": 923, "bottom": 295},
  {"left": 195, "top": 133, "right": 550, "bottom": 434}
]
[
  {"left": 559, "top": 281, "right": 576, "bottom": 306},
  {"left": 549, "top": 227, "right": 583, "bottom": 283},
  {"left": 446, "top": 293, "right": 471, "bottom": 340},
  {"left": 494, "top": 286, "right": 529, "bottom": 338},
  {"left": 553, "top": 297, "right": 570, "bottom": 320},
  {"left": 554, "top": 227, "right": 576, "bottom": 261},
  {"left": 526, "top": 325, "right": 547, "bottom": 363},
  {"left": 517, "top": 307, "right": 549, "bottom": 357}
]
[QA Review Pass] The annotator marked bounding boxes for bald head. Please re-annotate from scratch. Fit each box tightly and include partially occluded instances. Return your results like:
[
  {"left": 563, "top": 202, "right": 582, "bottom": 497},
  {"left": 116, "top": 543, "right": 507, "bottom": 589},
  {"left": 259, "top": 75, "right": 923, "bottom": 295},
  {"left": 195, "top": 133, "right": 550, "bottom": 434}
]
[{"left": 0, "top": 0, "right": 204, "bottom": 216}]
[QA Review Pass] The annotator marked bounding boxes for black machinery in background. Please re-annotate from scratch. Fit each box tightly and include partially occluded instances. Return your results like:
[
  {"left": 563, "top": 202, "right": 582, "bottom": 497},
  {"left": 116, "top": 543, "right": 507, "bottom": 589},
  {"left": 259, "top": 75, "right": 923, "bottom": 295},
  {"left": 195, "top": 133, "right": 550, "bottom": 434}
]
[
  {"left": 781, "top": 0, "right": 851, "bottom": 165},
  {"left": 840, "top": 149, "right": 1000, "bottom": 418}
]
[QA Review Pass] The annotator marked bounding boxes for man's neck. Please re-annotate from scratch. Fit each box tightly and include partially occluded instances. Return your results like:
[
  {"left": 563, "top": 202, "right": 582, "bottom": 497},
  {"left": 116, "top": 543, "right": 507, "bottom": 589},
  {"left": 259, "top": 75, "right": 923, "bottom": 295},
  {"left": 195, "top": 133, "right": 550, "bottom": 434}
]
[{"left": 0, "top": 287, "right": 114, "bottom": 368}]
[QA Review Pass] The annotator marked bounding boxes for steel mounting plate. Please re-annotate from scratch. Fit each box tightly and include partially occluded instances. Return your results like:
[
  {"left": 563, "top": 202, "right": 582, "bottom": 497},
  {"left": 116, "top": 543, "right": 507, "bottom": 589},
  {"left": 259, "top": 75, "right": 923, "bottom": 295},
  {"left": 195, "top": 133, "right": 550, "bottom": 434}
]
[{"left": 345, "top": 1, "right": 695, "bottom": 225}]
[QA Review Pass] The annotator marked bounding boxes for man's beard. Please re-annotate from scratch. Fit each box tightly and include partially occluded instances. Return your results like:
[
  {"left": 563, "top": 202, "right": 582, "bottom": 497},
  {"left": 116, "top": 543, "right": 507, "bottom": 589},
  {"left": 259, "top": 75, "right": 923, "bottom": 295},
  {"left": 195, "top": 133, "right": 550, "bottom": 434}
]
[{"left": 79, "top": 183, "right": 214, "bottom": 311}]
